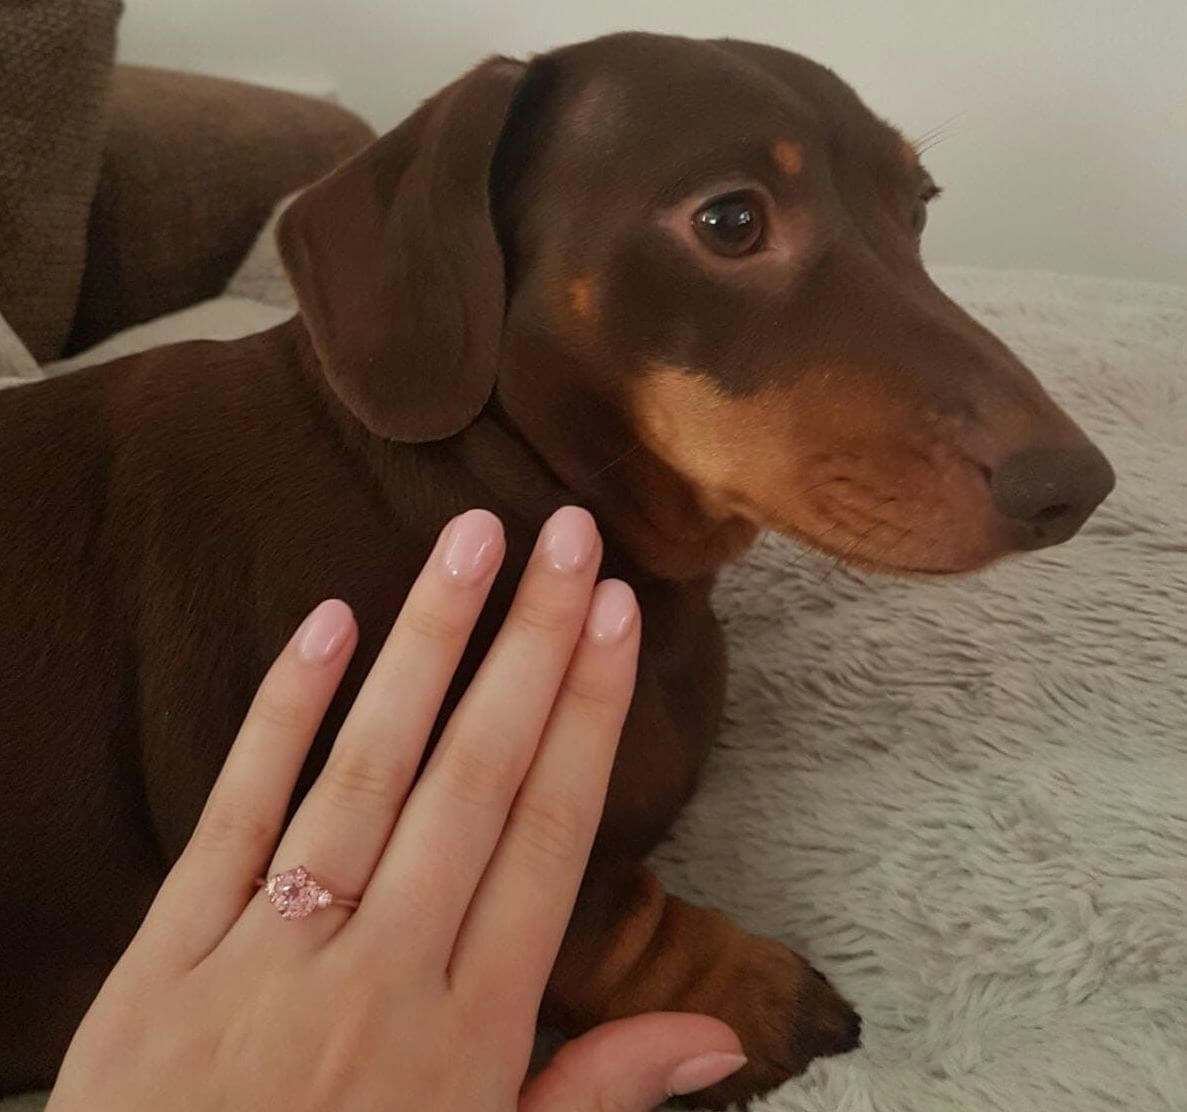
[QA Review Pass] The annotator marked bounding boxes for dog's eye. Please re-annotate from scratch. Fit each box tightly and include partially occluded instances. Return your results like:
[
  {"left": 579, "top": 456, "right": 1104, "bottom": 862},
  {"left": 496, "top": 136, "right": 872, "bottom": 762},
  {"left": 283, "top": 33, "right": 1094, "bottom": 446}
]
[
  {"left": 693, "top": 193, "right": 764, "bottom": 257},
  {"left": 912, "top": 182, "right": 942, "bottom": 236}
]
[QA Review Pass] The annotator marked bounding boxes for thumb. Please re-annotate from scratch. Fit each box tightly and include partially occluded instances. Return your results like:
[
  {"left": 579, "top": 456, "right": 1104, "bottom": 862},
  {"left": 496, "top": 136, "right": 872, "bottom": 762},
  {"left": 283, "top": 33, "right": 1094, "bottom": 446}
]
[{"left": 519, "top": 1012, "right": 745, "bottom": 1112}]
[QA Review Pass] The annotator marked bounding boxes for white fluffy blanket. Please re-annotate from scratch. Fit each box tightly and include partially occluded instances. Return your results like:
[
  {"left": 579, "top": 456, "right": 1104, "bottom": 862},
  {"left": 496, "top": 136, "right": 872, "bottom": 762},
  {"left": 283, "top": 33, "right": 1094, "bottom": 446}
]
[{"left": 5, "top": 265, "right": 1184, "bottom": 1111}]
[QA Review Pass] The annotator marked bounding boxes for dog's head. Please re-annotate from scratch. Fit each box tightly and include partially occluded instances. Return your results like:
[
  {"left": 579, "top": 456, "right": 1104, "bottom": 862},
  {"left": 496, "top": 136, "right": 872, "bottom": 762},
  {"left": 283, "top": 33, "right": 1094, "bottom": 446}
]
[{"left": 279, "top": 32, "right": 1114, "bottom": 580}]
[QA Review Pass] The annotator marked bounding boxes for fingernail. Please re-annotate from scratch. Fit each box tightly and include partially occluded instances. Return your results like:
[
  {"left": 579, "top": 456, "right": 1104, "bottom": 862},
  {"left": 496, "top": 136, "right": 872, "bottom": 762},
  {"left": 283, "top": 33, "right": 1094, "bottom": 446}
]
[
  {"left": 541, "top": 505, "right": 598, "bottom": 573},
  {"left": 666, "top": 1051, "right": 748, "bottom": 1098},
  {"left": 585, "top": 579, "right": 636, "bottom": 643},
  {"left": 296, "top": 599, "right": 354, "bottom": 663},
  {"left": 440, "top": 509, "right": 504, "bottom": 585}
]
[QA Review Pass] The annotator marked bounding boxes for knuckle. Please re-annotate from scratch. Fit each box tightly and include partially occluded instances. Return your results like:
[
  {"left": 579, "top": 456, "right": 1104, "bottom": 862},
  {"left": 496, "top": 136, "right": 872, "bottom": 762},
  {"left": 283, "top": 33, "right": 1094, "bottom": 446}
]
[
  {"left": 593, "top": 1093, "right": 635, "bottom": 1112},
  {"left": 510, "top": 791, "right": 592, "bottom": 866},
  {"left": 512, "top": 594, "right": 579, "bottom": 637},
  {"left": 547, "top": 1045, "right": 635, "bottom": 1112},
  {"left": 191, "top": 800, "right": 275, "bottom": 856},
  {"left": 250, "top": 690, "right": 308, "bottom": 735},
  {"left": 403, "top": 603, "right": 467, "bottom": 645},
  {"left": 557, "top": 667, "right": 621, "bottom": 716},
  {"left": 438, "top": 740, "right": 520, "bottom": 810},
  {"left": 319, "top": 752, "right": 402, "bottom": 812}
]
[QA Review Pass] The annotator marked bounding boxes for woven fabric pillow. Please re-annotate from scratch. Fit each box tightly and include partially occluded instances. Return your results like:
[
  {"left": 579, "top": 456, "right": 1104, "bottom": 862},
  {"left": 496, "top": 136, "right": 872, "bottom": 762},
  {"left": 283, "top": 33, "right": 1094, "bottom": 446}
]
[{"left": 0, "top": 0, "right": 122, "bottom": 362}]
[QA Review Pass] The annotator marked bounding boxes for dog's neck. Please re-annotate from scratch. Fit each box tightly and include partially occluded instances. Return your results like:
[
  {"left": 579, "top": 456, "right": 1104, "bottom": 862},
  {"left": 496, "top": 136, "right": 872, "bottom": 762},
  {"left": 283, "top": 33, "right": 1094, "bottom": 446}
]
[
  {"left": 285, "top": 318, "right": 756, "bottom": 582},
  {"left": 490, "top": 328, "right": 762, "bottom": 581},
  {"left": 489, "top": 387, "right": 758, "bottom": 582}
]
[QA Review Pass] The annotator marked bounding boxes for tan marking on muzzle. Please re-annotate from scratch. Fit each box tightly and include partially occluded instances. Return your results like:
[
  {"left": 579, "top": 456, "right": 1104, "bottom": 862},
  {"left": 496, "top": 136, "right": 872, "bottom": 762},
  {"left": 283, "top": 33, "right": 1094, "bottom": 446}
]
[{"left": 631, "top": 361, "right": 962, "bottom": 528}]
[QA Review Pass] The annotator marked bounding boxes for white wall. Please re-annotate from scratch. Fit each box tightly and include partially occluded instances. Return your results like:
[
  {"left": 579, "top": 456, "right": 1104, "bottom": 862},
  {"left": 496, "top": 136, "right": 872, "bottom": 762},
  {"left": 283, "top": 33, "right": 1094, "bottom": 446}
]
[{"left": 117, "top": 0, "right": 1186, "bottom": 285}]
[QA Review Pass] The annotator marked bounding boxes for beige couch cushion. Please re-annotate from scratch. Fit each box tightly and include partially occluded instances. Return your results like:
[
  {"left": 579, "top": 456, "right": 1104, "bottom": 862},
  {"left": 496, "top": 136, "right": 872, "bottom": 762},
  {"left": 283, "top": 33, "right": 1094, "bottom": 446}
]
[
  {"left": 0, "top": 310, "right": 42, "bottom": 389},
  {"left": 0, "top": 0, "right": 123, "bottom": 361},
  {"left": 65, "top": 67, "right": 374, "bottom": 355}
]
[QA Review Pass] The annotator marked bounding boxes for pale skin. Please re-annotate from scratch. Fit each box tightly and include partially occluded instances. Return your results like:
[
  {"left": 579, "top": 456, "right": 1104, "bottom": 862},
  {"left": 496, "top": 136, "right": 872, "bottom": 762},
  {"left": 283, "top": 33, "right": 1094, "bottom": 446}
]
[{"left": 47, "top": 506, "right": 745, "bottom": 1112}]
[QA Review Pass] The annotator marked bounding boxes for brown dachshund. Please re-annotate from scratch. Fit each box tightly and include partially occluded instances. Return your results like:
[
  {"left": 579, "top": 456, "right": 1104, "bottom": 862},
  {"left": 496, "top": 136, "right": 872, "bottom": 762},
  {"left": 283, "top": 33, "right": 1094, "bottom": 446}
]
[{"left": 0, "top": 32, "right": 1113, "bottom": 1107}]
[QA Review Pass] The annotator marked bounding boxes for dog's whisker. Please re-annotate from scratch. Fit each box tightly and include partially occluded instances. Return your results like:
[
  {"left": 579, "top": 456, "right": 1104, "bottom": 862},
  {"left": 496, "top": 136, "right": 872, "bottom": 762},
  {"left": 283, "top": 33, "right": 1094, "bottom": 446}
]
[
  {"left": 811, "top": 498, "right": 905, "bottom": 585},
  {"left": 818, "top": 541, "right": 864, "bottom": 585},
  {"left": 852, "top": 505, "right": 912, "bottom": 587},
  {"left": 910, "top": 109, "right": 971, "bottom": 156},
  {"left": 877, "top": 523, "right": 915, "bottom": 571},
  {"left": 796, "top": 477, "right": 845, "bottom": 497},
  {"left": 916, "top": 132, "right": 959, "bottom": 156},
  {"left": 788, "top": 519, "right": 842, "bottom": 570},
  {"left": 580, "top": 441, "right": 643, "bottom": 484},
  {"left": 819, "top": 520, "right": 882, "bottom": 585},
  {"left": 786, "top": 494, "right": 902, "bottom": 576},
  {"left": 830, "top": 559, "right": 870, "bottom": 589}
]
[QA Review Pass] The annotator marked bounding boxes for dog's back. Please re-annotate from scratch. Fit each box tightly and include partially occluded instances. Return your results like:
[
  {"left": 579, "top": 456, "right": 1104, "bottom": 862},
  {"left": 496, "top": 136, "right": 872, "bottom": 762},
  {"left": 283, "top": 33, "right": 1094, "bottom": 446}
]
[
  {"left": 0, "top": 328, "right": 384, "bottom": 1083},
  {"left": 0, "top": 366, "right": 134, "bottom": 866},
  {"left": 0, "top": 320, "right": 555, "bottom": 1087},
  {"left": 1, "top": 364, "right": 155, "bottom": 1085}
]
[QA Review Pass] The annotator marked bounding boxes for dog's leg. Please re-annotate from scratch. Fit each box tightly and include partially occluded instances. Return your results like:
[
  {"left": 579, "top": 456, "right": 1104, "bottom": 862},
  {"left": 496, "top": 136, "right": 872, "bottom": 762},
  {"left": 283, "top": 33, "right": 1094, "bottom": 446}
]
[{"left": 541, "top": 859, "right": 861, "bottom": 1108}]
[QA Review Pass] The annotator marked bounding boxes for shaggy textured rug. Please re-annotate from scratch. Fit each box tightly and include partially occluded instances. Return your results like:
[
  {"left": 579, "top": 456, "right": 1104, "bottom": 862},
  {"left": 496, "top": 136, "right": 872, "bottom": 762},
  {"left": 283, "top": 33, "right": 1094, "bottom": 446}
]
[{"left": 5, "top": 263, "right": 1184, "bottom": 1110}]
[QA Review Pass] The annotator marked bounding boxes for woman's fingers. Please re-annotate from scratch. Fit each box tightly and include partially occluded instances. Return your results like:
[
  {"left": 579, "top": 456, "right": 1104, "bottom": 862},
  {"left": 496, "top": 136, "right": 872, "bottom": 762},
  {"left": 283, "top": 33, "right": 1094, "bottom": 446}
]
[
  {"left": 448, "top": 579, "right": 638, "bottom": 1007},
  {"left": 351, "top": 507, "right": 603, "bottom": 961},
  {"left": 146, "top": 502, "right": 628, "bottom": 1002},
  {"left": 135, "top": 599, "right": 357, "bottom": 969},
  {"left": 235, "top": 510, "right": 505, "bottom": 952}
]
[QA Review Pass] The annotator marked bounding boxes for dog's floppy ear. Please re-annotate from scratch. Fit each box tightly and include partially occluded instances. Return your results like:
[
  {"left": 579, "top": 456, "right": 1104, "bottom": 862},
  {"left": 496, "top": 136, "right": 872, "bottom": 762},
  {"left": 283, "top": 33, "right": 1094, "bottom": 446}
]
[{"left": 277, "top": 57, "right": 527, "bottom": 442}]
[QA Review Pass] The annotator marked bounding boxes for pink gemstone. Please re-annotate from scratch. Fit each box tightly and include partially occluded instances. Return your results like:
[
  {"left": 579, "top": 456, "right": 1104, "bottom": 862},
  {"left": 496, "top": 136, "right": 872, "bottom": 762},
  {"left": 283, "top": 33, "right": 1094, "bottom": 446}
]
[{"left": 267, "top": 866, "right": 323, "bottom": 919}]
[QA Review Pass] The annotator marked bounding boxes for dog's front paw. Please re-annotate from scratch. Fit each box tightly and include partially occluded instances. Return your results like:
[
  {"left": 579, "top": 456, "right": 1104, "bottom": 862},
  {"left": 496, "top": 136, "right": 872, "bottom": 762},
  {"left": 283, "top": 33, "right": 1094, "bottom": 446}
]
[
  {"left": 668, "top": 934, "right": 861, "bottom": 1109},
  {"left": 546, "top": 873, "right": 860, "bottom": 1109}
]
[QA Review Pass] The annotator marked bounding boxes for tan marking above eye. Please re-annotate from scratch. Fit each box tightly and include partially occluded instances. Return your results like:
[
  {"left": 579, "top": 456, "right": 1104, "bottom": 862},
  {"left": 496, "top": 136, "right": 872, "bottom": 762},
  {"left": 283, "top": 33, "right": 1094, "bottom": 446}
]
[
  {"left": 568, "top": 277, "right": 597, "bottom": 322},
  {"left": 772, "top": 139, "right": 804, "bottom": 177}
]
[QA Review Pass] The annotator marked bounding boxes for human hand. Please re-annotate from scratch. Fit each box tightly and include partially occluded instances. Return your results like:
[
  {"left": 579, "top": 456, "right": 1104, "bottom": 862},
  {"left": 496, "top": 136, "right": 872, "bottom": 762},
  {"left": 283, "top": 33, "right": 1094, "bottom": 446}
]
[{"left": 47, "top": 507, "right": 744, "bottom": 1111}]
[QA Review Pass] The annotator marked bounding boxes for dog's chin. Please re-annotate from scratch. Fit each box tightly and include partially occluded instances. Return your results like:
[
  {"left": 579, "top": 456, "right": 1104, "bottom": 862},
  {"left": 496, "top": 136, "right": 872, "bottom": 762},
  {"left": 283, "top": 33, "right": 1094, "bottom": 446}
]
[
  {"left": 824, "top": 547, "right": 1005, "bottom": 579},
  {"left": 698, "top": 484, "right": 1016, "bottom": 578},
  {"left": 752, "top": 513, "right": 1013, "bottom": 579}
]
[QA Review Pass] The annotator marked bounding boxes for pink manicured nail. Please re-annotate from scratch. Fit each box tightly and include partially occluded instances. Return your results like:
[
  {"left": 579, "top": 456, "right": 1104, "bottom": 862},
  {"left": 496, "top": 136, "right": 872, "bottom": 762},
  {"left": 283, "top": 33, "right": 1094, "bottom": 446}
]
[
  {"left": 666, "top": 1051, "right": 748, "bottom": 1097},
  {"left": 585, "top": 579, "right": 637, "bottom": 643},
  {"left": 296, "top": 599, "right": 354, "bottom": 663},
  {"left": 440, "top": 509, "right": 504, "bottom": 585},
  {"left": 541, "top": 506, "right": 598, "bottom": 573}
]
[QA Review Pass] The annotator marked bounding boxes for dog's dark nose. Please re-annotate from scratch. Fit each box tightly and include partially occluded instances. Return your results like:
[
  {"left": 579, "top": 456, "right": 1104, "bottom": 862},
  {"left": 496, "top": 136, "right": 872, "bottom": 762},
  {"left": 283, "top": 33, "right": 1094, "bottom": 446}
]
[{"left": 990, "top": 444, "right": 1115, "bottom": 549}]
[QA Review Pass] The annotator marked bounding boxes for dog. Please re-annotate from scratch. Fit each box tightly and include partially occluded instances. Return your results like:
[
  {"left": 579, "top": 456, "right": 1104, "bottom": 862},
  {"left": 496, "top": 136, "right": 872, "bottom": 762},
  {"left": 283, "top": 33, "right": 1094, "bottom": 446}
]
[{"left": 0, "top": 31, "right": 1114, "bottom": 1106}]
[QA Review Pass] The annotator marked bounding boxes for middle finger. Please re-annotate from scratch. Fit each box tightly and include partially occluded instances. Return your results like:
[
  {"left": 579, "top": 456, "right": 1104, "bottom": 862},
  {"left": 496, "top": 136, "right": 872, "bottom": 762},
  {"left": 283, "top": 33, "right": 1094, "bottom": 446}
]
[{"left": 347, "top": 505, "right": 602, "bottom": 962}]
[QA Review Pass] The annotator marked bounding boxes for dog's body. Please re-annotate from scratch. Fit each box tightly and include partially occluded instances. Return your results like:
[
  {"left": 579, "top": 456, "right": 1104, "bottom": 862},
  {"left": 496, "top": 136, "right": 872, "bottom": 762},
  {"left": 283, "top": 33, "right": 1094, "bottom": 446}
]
[
  {"left": 1, "top": 322, "right": 727, "bottom": 1090},
  {"left": 1, "top": 33, "right": 1113, "bottom": 1106}
]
